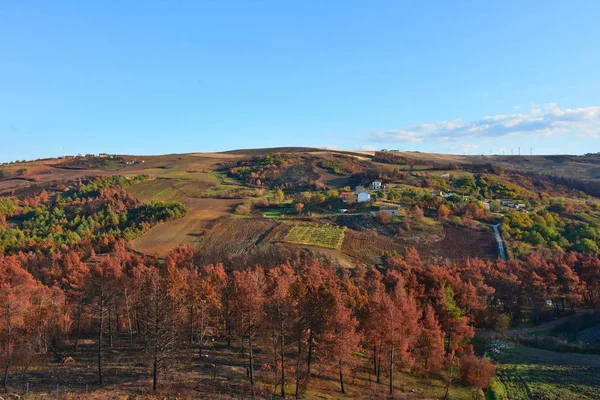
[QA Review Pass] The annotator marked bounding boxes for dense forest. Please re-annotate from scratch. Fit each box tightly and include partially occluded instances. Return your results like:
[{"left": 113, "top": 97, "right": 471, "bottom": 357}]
[{"left": 0, "top": 176, "right": 186, "bottom": 253}]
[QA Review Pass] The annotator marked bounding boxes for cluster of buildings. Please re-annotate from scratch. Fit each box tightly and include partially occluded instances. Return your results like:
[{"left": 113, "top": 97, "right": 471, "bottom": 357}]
[
  {"left": 335, "top": 175, "right": 528, "bottom": 218},
  {"left": 340, "top": 181, "right": 384, "bottom": 203},
  {"left": 498, "top": 199, "right": 526, "bottom": 210}
]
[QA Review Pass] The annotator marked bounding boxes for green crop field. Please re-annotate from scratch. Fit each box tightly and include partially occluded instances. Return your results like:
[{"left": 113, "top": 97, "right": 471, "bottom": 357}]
[
  {"left": 284, "top": 224, "right": 345, "bottom": 249},
  {"left": 492, "top": 346, "right": 600, "bottom": 400}
]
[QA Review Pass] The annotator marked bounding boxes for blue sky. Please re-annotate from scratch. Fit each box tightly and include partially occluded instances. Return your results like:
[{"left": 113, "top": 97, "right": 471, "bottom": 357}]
[{"left": 1, "top": 1, "right": 600, "bottom": 162}]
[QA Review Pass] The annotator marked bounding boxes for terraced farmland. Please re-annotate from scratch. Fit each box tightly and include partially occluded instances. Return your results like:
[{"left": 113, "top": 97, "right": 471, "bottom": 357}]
[{"left": 283, "top": 224, "right": 345, "bottom": 249}]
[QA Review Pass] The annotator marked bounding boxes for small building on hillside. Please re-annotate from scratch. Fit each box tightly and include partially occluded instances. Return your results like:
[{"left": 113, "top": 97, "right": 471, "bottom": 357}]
[
  {"left": 371, "top": 181, "right": 382, "bottom": 191},
  {"left": 498, "top": 199, "right": 514, "bottom": 207},
  {"left": 370, "top": 206, "right": 399, "bottom": 216},
  {"left": 440, "top": 173, "right": 450, "bottom": 179},
  {"left": 498, "top": 199, "right": 527, "bottom": 210},
  {"left": 357, "top": 192, "right": 371, "bottom": 203}
]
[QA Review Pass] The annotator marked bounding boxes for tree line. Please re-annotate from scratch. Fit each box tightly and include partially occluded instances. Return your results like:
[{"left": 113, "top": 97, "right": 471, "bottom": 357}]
[{"left": 0, "top": 176, "right": 186, "bottom": 254}]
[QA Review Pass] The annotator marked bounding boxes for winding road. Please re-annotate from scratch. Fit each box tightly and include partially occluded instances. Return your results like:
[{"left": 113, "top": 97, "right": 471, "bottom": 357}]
[{"left": 489, "top": 223, "right": 507, "bottom": 261}]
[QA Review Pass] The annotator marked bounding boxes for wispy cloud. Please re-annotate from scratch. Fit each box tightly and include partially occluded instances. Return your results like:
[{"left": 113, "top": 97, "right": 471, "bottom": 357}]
[
  {"left": 355, "top": 144, "right": 377, "bottom": 151},
  {"left": 370, "top": 104, "right": 600, "bottom": 144}
]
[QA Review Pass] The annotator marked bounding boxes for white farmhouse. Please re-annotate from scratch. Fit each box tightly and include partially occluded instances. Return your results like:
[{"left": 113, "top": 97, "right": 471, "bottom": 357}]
[
  {"left": 357, "top": 192, "right": 371, "bottom": 202},
  {"left": 370, "top": 181, "right": 382, "bottom": 191}
]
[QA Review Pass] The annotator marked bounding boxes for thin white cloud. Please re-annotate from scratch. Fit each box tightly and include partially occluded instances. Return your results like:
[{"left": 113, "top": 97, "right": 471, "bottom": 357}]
[
  {"left": 356, "top": 144, "right": 377, "bottom": 151},
  {"left": 370, "top": 104, "right": 600, "bottom": 143}
]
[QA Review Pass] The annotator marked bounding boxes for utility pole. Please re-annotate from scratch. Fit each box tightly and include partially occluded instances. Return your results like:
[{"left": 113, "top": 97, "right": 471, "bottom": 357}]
[
  {"left": 511, "top": 149, "right": 514, "bottom": 155},
  {"left": 518, "top": 147, "right": 521, "bottom": 155},
  {"left": 530, "top": 147, "right": 533, "bottom": 156}
]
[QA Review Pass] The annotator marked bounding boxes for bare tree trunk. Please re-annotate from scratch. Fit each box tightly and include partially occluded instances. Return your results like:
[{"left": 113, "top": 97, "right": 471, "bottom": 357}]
[
  {"left": 189, "top": 306, "right": 194, "bottom": 344},
  {"left": 225, "top": 306, "right": 232, "bottom": 347},
  {"left": 115, "top": 302, "right": 121, "bottom": 334},
  {"left": 377, "top": 344, "right": 382, "bottom": 383},
  {"left": 153, "top": 352, "right": 158, "bottom": 392},
  {"left": 295, "top": 337, "right": 303, "bottom": 400},
  {"left": 443, "top": 378, "right": 452, "bottom": 399},
  {"left": 3, "top": 304, "right": 11, "bottom": 391},
  {"left": 339, "top": 359, "right": 345, "bottom": 394},
  {"left": 75, "top": 301, "right": 83, "bottom": 350},
  {"left": 272, "top": 333, "right": 278, "bottom": 396},
  {"left": 389, "top": 346, "right": 394, "bottom": 395},
  {"left": 135, "top": 311, "right": 141, "bottom": 335},
  {"left": 108, "top": 303, "right": 113, "bottom": 348},
  {"left": 198, "top": 308, "right": 205, "bottom": 359},
  {"left": 98, "top": 296, "right": 104, "bottom": 386},
  {"left": 125, "top": 288, "right": 133, "bottom": 347},
  {"left": 307, "top": 329, "right": 314, "bottom": 380},
  {"left": 248, "top": 319, "right": 255, "bottom": 397},
  {"left": 373, "top": 345, "right": 377, "bottom": 376},
  {"left": 281, "top": 331, "right": 286, "bottom": 398},
  {"left": 2, "top": 365, "right": 8, "bottom": 392}
]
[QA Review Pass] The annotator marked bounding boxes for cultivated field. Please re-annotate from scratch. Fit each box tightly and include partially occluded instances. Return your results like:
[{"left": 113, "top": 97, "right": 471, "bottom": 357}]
[
  {"left": 342, "top": 229, "right": 399, "bottom": 265},
  {"left": 195, "top": 217, "right": 277, "bottom": 261},
  {"left": 495, "top": 346, "right": 600, "bottom": 399},
  {"left": 420, "top": 224, "right": 498, "bottom": 260},
  {"left": 341, "top": 223, "right": 498, "bottom": 266},
  {"left": 283, "top": 224, "right": 346, "bottom": 249}
]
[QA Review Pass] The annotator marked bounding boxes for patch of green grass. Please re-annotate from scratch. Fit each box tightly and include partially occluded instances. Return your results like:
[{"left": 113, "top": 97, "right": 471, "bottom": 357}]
[
  {"left": 485, "top": 377, "right": 507, "bottom": 400},
  {"left": 262, "top": 209, "right": 288, "bottom": 218},
  {"left": 126, "top": 179, "right": 183, "bottom": 202},
  {"left": 162, "top": 169, "right": 220, "bottom": 183},
  {"left": 212, "top": 171, "right": 242, "bottom": 185},
  {"left": 284, "top": 224, "right": 345, "bottom": 249},
  {"left": 575, "top": 211, "right": 600, "bottom": 224},
  {"left": 205, "top": 184, "right": 260, "bottom": 198},
  {"left": 527, "top": 328, "right": 554, "bottom": 337},
  {"left": 421, "top": 216, "right": 440, "bottom": 226},
  {"left": 391, "top": 183, "right": 432, "bottom": 196}
]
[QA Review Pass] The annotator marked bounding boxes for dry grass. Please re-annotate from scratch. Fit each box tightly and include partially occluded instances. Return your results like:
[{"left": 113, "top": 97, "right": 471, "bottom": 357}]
[
  {"left": 3, "top": 334, "right": 481, "bottom": 400},
  {"left": 130, "top": 198, "right": 240, "bottom": 257}
]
